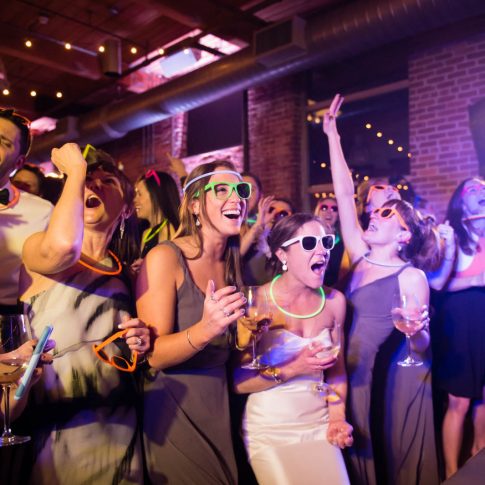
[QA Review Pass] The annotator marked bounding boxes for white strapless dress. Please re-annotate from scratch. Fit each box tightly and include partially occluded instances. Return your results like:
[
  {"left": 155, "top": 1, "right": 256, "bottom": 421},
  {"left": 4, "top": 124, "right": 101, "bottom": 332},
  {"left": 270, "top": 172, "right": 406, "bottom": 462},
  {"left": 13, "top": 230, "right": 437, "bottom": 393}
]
[{"left": 242, "top": 328, "right": 350, "bottom": 485}]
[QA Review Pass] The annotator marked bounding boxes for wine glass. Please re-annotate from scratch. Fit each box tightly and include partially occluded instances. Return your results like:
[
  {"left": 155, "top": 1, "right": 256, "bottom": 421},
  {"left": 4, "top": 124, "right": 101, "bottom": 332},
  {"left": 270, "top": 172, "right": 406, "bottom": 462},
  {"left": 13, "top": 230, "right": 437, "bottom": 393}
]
[
  {"left": 314, "top": 320, "right": 341, "bottom": 394},
  {"left": 391, "top": 292, "right": 423, "bottom": 367},
  {"left": 0, "top": 314, "right": 31, "bottom": 446},
  {"left": 240, "top": 286, "right": 272, "bottom": 370}
]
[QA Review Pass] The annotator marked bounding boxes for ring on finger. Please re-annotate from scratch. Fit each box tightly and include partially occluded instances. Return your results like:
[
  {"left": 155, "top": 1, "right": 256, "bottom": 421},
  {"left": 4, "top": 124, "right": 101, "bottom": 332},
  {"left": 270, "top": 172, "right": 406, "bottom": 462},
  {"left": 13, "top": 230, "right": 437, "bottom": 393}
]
[
  {"left": 135, "top": 336, "right": 142, "bottom": 346},
  {"left": 222, "top": 308, "right": 231, "bottom": 318},
  {"left": 210, "top": 293, "right": 218, "bottom": 303}
]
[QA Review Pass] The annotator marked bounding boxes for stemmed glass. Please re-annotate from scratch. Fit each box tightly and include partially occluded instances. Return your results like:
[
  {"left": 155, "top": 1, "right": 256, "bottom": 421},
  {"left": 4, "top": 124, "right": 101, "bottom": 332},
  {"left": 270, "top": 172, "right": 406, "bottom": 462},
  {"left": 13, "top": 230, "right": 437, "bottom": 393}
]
[
  {"left": 0, "top": 314, "right": 31, "bottom": 446},
  {"left": 391, "top": 292, "right": 423, "bottom": 367},
  {"left": 314, "top": 320, "right": 341, "bottom": 394},
  {"left": 240, "top": 286, "right": 272, "bottom": 370}
]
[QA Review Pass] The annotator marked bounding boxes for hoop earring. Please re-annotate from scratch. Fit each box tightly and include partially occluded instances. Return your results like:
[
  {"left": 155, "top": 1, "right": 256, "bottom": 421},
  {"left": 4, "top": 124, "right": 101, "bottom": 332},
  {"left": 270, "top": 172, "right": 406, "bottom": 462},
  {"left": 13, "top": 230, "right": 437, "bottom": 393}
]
[
  {"left": 119, "top": 217, "right": 125, "bottom": 239},
  {"left": 282, "top": 260, "right": 288, "bottom": 272}
]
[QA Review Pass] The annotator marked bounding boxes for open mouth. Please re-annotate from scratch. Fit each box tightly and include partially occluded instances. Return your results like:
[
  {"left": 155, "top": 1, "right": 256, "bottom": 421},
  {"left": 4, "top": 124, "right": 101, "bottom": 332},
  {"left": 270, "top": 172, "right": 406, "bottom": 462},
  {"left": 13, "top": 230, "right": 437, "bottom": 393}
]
[
  {"left": 222, "top": 209, "right": 241, "bottom": 220},
  {"left": 86, "top": 195, "right": 102, "bottom": 208},
  {"left": 311, "top": 261, "right": 326, "bottom": 274}
]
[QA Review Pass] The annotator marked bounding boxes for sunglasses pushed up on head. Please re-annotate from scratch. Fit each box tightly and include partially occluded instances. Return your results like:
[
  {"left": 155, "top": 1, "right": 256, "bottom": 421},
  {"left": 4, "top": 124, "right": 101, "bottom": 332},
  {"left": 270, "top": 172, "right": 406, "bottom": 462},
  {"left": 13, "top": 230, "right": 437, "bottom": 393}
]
[
  {"left": 366, "top": 185, "right": 400, "bottom": 204},
  {"left": 281, "top": 234, "right": 336, "bottom": 252}
]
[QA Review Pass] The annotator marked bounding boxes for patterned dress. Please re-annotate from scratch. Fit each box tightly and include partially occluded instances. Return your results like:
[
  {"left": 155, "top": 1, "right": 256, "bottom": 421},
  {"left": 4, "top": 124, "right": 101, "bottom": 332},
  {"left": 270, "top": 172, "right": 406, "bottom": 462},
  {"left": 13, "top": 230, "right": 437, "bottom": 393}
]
[{"left": 8, "top": 263, "right": 143, "bottom": 485}]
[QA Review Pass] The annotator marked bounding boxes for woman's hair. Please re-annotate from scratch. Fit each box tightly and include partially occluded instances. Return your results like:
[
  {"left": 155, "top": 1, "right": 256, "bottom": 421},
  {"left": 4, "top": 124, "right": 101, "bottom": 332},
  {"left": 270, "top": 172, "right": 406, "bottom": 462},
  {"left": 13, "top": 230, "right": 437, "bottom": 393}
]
[
  {"left": 86, "top": 149, "right": 140, "bottom": 266},
  {"left": 137, "top": 170, "right": 180, "bottom": 235},
  {"left": 241, "top": 171, "right": 262, "bottom": 195},
  {"left": 315, "top": 197, "right": 340, "bottom": 232},
  {"left": 383, "top": 199, "right": 440, "bottom": 272},
  {"left": 446, "top": 177, "right": 483, "bottom": 255},
  {"left": 267, "top": 213, "right": 324, "bottom": 274},
  {"left": 176, "top": 160, "right": 244, "bottom": 287}
]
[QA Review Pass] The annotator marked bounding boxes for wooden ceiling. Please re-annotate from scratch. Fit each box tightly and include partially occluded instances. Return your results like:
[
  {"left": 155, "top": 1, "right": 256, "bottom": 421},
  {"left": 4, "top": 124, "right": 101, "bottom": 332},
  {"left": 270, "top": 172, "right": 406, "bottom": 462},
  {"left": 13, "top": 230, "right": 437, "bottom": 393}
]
[{"left": 0, "top": 0, "right": 342, "bottom": 122}]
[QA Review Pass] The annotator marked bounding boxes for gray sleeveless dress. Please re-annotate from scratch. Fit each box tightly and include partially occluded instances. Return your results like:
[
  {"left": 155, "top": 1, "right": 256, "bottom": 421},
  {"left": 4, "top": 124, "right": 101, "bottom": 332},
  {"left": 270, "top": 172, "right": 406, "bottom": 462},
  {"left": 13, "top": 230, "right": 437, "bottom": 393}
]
[
  {"left": 345, "top": 264, "right": 439, "bottom": 485},
  {"left": 6, "top": 263, "right": 143, "bottom": 485},
  {"left": 143, "top": 241, "right": 237, "bottom": 484}
]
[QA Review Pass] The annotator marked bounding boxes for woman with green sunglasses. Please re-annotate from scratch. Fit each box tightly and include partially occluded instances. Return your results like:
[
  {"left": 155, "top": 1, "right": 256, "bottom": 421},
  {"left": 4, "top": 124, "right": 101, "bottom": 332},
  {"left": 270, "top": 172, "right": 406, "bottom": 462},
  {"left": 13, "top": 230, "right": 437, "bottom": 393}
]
[
  {"left": 136, "top": 160, "right": 247, "bottom": 484},
  {"left": 324, "top": 94, "right": 440, "bottom": 485}
]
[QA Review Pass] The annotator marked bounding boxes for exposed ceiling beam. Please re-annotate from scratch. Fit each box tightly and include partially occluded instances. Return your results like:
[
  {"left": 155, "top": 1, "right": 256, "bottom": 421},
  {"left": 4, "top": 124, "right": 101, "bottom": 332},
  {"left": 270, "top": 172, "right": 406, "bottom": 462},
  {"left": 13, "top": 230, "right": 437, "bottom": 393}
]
[{"left": 0, "top": 22, "right": 101, "bottom": 80}]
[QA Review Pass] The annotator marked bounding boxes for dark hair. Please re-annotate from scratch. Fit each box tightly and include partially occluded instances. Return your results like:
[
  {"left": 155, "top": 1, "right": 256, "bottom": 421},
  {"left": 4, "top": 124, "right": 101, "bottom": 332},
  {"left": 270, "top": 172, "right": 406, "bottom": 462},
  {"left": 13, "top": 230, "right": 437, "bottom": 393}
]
[
  {"left": 267, "top": 213, "right": 324, "bottom": 274},
  {"left": 136, "top": 170, "right": 180, "bottom": 235},
  {"left": 383, "top": 199, "right": 440, "bottom": 272},
  {"left": 446, "top": 177, "right": 483, "bottom": 256},
  {"left": 241, "top": 171, "right": 263, "bottom": 195},
  {"left": 176, "top": 160, "right": 244, "bottom": 287},
  {"left": 12, "top": 164, "right": 45, "bottom": 195},
  {"left": 0, "top": 108, "right": 32, "bottom": 157},
  {"left": 86, "top": 149, "right": 140, "bottom": 266}
]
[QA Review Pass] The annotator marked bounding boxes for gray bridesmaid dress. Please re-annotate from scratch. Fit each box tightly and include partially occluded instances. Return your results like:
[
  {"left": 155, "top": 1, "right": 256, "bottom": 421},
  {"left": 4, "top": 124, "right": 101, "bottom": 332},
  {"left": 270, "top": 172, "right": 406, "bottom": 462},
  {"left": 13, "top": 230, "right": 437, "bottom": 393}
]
[
  {"left": 345, "top": 264, "right": 439, "bottom": 485},
  {"left": 143, "top": 241, "right": 237, "bottom": 484}
]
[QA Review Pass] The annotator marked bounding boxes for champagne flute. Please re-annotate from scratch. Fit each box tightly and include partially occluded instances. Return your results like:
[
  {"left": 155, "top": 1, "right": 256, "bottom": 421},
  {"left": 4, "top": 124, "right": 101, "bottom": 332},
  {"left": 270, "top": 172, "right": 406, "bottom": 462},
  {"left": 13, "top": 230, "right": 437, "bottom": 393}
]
[
  {"left": 240, "top": 286, "right": 272, "bottom": 370},
  {"left": 0, "top": 314, "right": 31, "bottom": 446},
  {"left": 314, "top": 320, "right": 341, "bottom": 394},
  {"left": 391, "top": 292, "right": 423, "bottom": 367}
]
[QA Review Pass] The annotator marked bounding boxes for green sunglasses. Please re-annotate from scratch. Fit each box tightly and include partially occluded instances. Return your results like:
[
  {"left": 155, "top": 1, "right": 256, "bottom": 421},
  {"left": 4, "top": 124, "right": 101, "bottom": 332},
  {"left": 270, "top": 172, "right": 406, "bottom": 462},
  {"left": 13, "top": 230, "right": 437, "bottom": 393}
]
[{"left": 195, "top": 181, "right": 252, "bottom": 200}]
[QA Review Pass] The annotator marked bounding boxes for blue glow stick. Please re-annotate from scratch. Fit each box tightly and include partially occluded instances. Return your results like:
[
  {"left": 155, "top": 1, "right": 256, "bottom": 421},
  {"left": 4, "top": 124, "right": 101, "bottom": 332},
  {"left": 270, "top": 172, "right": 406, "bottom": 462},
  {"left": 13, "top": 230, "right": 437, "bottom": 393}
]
[{"left": 14, "top": 325, "right": 53, "bottom": 401}]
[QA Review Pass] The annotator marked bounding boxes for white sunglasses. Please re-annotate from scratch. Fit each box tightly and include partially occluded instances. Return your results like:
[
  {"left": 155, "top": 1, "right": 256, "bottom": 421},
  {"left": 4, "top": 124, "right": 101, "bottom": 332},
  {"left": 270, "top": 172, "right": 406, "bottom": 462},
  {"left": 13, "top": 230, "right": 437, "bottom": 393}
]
[{"left": 281, "top": 234, "right": 335, "bottom": 252}]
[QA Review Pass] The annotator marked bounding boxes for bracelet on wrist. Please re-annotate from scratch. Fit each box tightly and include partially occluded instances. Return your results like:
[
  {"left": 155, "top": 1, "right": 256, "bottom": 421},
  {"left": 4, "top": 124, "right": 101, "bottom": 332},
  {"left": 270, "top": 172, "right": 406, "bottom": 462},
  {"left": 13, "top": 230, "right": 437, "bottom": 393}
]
[
  {"left": 260, "top": 366, "right": 283, "bottom": 384},
  {"left": 186, "top": 329, "right": 205, "bottom": 352}
]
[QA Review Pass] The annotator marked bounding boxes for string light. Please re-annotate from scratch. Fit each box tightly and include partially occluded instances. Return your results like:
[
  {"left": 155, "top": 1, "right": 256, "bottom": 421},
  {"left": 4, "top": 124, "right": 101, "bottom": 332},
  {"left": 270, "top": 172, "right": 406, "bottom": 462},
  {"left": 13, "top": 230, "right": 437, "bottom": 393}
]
[
  {"left": 98, "top": 45, "right": 105, "bottom": 53},
  {"left": 56, "top": 91, "right": 63, "bottom": 98},
  {"left": 397, "top": 146, "right": 403, "bottom": 152},
  {"left": 314, "top": 117, "right": 321, "bottom": 123},
  {"left": 158, "top": 48, "right": 165, "bottom": 55},
  {"left": 183, "top": 48, "right": 190, "bottom": 54},
  {"left": 320, "top": 162, "right": 326, "bottom": 168},
  {"left": 2, "top": 89, "right": 9, "bottom": 96},
  {"left": 307, "top": 114, "right": 313, "bottom": 122},
  {"left": 364, "top": 175, "right": 369, "bottom": 181},
  {"left": 407, "top": 152, "right": 412, "bottom": 158},
  {"left": 403, "top": 185, "right": 408, "bottom": 190},
  {"left": 65, "top": 42, "right": 72, "bottom": 50},
  {"left": 315, "top": 193, "right": 321, "bottom": 198},
  {"left": 365, "top": 123, "right": 372, "bottom": 129},
  {"left": 388, "top": 139, "right": 394, "bottom": 145},
  {"left": 376, "top": 132, "right": 383, "bottom": 138},
  {"left": 30, "top": 90, "right": 37, "bottom": 97},
  {"left": 130, "top": 46, "right": 137, "bottom": 54},
  {"left": 25, "top": 39, "right": 32, "bottom": 48}
]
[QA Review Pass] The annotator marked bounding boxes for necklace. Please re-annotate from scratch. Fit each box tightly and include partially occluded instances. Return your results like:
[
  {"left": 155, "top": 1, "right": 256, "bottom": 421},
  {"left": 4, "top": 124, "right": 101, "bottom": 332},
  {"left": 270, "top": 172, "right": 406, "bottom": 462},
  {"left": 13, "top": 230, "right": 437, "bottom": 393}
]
[
  {"left": 363, "top": 254, "right": 406, "bottom": 268},
  {"left": 269, "top": 274, "right": 326, "bottom": 319},
  {"left": 78, "top": 250, "right": 122, "bottom": 275},
  {"left": 143, "top": 219, "right": 167, "bottom": 244},
  {"left": 0, "top": 185, "right": 20, "bottom": 211}
]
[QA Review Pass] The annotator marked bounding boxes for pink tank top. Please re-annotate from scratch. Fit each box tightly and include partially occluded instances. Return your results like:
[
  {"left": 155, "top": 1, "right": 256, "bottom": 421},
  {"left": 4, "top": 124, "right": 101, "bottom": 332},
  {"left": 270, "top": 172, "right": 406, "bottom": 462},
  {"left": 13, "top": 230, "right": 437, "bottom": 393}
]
[{"left": 454, "top": 237, "right": 485, "bottom": 278}]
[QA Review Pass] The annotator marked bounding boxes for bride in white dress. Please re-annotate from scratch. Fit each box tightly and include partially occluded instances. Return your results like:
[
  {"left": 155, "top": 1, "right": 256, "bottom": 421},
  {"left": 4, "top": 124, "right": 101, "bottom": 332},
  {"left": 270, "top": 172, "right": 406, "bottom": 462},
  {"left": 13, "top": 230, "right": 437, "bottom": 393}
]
[{"left": 234, "top": 213, "right": 353, "bottom": 485}]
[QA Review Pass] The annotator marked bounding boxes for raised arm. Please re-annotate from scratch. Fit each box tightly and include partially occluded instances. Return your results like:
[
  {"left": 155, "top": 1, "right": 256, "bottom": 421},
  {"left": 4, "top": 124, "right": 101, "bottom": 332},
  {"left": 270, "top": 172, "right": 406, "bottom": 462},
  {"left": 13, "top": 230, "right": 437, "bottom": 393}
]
[
  {"left": 22, "top": 143, "right": 87, "bottom": 275},
  {"left": 324, "top": 94, "right": 368, "bottom": 261},
  {"left": 136, "top": 244, "right": 245, "bottom": 370}
]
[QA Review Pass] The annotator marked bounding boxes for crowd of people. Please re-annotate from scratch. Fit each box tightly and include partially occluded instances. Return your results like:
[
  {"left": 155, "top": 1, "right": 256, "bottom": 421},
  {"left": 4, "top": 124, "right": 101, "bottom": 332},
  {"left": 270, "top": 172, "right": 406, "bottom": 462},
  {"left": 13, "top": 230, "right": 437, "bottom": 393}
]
[{"left": 0, "top": 99, "right": 484, "bottom": 484}]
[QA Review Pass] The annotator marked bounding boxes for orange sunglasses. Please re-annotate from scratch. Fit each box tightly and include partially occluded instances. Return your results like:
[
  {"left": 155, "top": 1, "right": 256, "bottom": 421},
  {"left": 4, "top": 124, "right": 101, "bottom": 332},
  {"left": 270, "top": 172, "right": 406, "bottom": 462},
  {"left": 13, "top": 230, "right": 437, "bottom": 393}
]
[
  {"left": 92, "top": 329, "right": 137, "bottom": 372},
  {"left": 371, "top": 207, "right": 410, "bottom": 232},
  {"left": 366, "top": 185, "right": 399, "bottom": 204}
]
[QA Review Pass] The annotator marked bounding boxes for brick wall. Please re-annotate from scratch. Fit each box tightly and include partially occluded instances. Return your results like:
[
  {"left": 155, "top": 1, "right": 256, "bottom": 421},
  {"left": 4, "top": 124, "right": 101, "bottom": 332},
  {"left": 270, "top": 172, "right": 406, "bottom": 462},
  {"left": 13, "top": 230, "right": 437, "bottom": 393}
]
[
  {"left": 248, "top": 74, "right": 305, "bottom": 210},
  {"left": 101, "top": 113, "right": 186, "bottom": 183},
  {"left": 409, "top": 32, "right": 485, "bottom": 222}
]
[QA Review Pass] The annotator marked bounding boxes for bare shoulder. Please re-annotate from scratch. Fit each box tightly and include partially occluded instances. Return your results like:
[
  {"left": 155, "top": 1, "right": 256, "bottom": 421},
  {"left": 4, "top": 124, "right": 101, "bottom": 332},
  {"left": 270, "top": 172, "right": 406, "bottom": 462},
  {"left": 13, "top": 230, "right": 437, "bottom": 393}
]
[
  {"left": 144, "top": 241, "right": 181, "bottom": 272},
  {"left": 324, "top": 286, "right": 345, "bottom": 305},
  {"left": 400, "top": 265, "right": 427, "bottom": 285}
]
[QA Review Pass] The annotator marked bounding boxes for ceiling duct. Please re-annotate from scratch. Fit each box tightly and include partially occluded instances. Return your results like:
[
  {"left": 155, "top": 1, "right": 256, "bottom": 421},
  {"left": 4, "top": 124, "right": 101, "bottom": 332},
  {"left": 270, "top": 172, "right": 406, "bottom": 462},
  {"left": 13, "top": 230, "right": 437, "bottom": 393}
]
[
  {"left": 30, "top": 0, "right": 485, "bottom": 161},
  {"left": 254, "top": 16, "right": 306, "bottom": 67}
]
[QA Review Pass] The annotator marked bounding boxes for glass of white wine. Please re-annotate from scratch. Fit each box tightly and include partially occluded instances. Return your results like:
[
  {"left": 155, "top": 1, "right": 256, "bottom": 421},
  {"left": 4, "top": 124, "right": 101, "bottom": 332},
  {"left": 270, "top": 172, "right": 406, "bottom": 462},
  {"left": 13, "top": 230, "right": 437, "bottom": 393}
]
[
  {"left": 391, "top": 292, "right": 423, "bottom": 367},
  {"left": 240, "top": 286, "right": 273, "bottom": 370},
  {"left": 314, "top": 320, "right": 341, "bottom": 394},
  {"left": 0, "top": 314, "right": 31, "bottom": 446}
]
